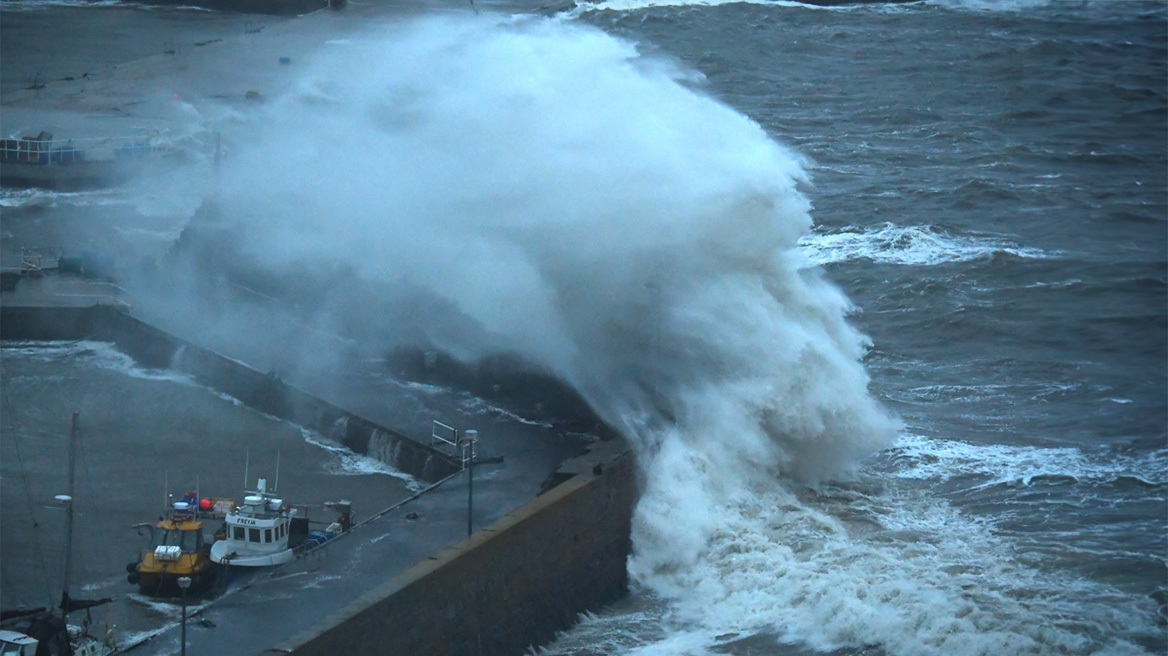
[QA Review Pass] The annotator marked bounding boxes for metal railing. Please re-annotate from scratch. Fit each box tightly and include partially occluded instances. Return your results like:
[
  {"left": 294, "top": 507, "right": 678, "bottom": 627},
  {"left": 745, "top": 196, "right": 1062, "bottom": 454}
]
[
  {"left": 0, "top": 134, "right": 173, "bottom": 166},
  {"left": 431, "top": 420, "right": 478, "bottom": 469},
  {"left": 21, "top": 246, "right": 60, "bottom": 274}
]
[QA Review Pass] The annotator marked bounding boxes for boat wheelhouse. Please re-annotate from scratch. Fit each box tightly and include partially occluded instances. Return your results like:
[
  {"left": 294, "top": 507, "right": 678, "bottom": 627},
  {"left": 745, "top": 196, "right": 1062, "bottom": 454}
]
[
  {"left": 129, "top": 494, "right": 234, "bottom": 596},
  {"left": 209, "top": 476, "right": 353, "bottom": 568},
  {"left": 210, "top": 478, "right": 300, "bottom": 567}
]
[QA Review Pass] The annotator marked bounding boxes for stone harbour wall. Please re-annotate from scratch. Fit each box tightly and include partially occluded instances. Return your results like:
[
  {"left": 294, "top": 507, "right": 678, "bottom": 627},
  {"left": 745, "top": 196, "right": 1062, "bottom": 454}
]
[{"left": 269, "top": 439, "right": 636, "bottom": 656}]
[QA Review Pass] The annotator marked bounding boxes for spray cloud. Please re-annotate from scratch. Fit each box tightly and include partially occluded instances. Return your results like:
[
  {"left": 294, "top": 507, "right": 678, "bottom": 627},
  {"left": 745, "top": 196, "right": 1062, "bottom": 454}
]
[{"left": 204, "top": 12, "right": 900, "bottom": 610}]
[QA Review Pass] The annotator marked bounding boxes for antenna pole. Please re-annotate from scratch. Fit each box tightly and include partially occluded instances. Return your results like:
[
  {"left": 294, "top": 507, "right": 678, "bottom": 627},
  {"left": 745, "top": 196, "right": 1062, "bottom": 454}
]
[
  {"left": 274, "top": 451, "right": 280, "bottom": 493},
  {"left": 244, "top": 447, "right": 250, "bottom": 490},
  {"left": 59, "top": 412, "right": 79, "bottom": 619}
]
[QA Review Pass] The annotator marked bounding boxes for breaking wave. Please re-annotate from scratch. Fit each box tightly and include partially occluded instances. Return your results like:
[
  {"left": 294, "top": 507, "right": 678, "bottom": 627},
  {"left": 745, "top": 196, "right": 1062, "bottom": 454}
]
[
  {"left": 799, "top": 223, "right": 1052, "bottom": 266},
  {"left": 883, "top": 433, "right": 1168, "bottom": 489},
  {"left": 567, "top": 0, "right": 902, "bottom": 15},
  {"left": 190, "top": 12, "right": 911, "bottom": 653}
]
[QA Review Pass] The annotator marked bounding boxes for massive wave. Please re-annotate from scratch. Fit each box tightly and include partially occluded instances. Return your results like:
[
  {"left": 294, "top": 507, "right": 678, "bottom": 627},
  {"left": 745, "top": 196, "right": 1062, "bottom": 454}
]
[
  {"left": 161, "top": 13, "right": 902, "bottom": 651},
  {"left": 210, "top": 13, "right": 897, "bottom": 473}
]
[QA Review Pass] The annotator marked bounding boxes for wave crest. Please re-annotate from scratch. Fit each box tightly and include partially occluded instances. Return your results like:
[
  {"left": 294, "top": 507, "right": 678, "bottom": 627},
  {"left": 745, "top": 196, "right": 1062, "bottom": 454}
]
[{"left": 799, "top": 223, "right": 1051, "bottom": 266}]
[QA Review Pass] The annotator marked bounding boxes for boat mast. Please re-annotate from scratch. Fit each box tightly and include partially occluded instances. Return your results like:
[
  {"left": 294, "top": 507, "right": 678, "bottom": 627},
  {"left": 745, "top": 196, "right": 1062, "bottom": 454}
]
[{"left": 58, "top": 412, "right": 79, "bottom": 620}]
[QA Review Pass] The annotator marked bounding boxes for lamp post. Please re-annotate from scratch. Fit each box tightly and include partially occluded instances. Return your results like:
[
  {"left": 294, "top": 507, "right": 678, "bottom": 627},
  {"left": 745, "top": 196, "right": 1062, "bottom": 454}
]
[
  {"left": 463, "top": 430, "right": 477, "bottom": 536},
  {"left": 177, "top": 576, "right": 192, "bottom": 656}
]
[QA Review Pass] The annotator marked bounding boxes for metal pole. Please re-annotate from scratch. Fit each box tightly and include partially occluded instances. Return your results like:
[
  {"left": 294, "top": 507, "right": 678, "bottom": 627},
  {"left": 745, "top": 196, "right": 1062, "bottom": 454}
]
[
  {"left": 180, "top": 589, "right": 187, "bottom": 656},
  {"left": 464, "top": 430, "right": 477, "bottom": 537},
  {"left": 467, "top": 449, "right": 473, "bottom": 537},
  {"left": 59, "top": 412, "right": 79, "bottom": 620},
  {"left": 178, "top": 576, "right": 191, "bottom": 656}
]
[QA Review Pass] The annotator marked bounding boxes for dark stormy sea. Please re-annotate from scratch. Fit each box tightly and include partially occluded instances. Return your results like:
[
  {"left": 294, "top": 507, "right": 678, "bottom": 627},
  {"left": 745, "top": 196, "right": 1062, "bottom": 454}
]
[
  {"left": 536, "top": 1, "right": 1168, "bottom": 654},
  {"left": 2, "top": 0, "right": 1166, "bottom": 655}
]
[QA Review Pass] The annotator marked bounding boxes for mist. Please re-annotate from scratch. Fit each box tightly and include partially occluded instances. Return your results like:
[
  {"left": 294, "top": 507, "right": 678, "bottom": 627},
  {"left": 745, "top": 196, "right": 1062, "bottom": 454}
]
[{"left": 145, "top": 12, "right": 900, "bottom": 601}]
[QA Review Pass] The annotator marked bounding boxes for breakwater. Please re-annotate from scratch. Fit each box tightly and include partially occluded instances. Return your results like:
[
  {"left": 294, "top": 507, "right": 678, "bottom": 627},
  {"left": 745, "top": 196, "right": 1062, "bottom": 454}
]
[{"left": 0, "top": 303, "right": 461, "bottom": 482}]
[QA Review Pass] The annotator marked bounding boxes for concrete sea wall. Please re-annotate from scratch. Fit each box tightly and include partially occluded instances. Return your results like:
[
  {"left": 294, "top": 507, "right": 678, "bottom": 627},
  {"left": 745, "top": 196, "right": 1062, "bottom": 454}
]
[
  {"left": 0, "top": 304, "right": 461, "bottom": 482},
  {"left": 269, "top": 439, "right": 635, "bottom": 656}
]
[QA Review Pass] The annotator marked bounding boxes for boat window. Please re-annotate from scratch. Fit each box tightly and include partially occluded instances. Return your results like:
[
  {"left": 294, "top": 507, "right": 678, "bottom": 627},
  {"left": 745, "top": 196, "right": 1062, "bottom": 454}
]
[
  {"left": 264, "top": 528, "right": 272, "bottom": 543},
  {"left": 149, "top": 527, "right": 168, "bottom": 549},
  {"left": 249, "top": 528, "right": 260, "bottom": 543},
  {"left": 180, "top": 529, "right": 198, "bottom": 551},
  {"left": 151, "top": 522, "right": 199, "bottom": 548},
  {"left": 151, "top": 527, "right": 188, "bottom": 549},
  {"left": 233, "top": 526, "right": 244, "bottom": 541}
]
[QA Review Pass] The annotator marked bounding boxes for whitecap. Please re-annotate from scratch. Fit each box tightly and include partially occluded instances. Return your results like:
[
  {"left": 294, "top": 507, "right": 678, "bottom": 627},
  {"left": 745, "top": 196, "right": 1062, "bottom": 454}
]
[
  {"left": 798, "top": 223, "right": 1052, "bottom": 266},
  {"left": 880, "top": 433, "right": 1168, "bottom": 488}
]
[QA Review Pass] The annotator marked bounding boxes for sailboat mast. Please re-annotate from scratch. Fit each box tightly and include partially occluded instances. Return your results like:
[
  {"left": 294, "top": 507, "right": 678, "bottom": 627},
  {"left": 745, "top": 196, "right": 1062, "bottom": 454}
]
[{"left": 59, "top": 412, "right": 79, "bottom": 619}]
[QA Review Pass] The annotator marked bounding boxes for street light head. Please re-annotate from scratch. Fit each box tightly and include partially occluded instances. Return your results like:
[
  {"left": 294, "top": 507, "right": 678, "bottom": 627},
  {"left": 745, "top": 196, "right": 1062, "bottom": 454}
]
[{"left": 177, "top": 577, "right": 192, "bottom": 590}]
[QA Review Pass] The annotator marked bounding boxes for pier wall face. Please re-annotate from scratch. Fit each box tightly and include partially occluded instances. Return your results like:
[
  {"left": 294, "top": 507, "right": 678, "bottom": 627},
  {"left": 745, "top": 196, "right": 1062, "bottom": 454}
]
[
  {"left": 0, "top": 304, "right": 460, "bottom": 482},
  {"left": 274, "top": 449, "right": 636, "bottom": 656},
  {"left": 0, "top": 305, "right": 96, "bottom": 341}
]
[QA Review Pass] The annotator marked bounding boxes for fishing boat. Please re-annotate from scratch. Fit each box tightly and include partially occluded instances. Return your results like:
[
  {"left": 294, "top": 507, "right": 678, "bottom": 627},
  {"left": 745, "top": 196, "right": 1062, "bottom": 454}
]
[
  {"left": 207, "top": 454, "right": 353, "bottom": 569},
  {"left": 127, "top": 492, "right": 236, "bottom": 596},
  {"left": 0, "top": 609, "right": 113, "bottom": 656},
  {"left": 209, "top": 476, "right": 352, "bottom": 568},
  {"left": 0, "top": 414, "right": 118, "bottom": 656}
]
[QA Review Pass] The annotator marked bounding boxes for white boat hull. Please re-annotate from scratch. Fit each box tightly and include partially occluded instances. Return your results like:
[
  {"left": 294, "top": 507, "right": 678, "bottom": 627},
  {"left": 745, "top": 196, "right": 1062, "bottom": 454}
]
[{"left": 210, "top": 540, "right": 295, "bottom": 567}]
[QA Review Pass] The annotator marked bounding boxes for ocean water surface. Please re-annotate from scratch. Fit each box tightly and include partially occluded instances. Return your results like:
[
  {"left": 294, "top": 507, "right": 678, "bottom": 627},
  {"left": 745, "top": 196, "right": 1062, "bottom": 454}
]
[{"left": 531, "top": 1, "right": 1167, "bottom": 654}]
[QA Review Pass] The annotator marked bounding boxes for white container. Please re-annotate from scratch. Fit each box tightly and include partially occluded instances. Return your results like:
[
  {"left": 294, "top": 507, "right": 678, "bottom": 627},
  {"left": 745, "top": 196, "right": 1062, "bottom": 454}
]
[{"left": 154, "top": 545, "right": 181, "bottom": 561}]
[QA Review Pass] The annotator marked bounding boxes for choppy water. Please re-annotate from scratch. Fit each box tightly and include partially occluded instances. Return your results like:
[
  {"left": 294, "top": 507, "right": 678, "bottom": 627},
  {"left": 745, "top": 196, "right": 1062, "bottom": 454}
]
[
  {"left": 536, "top": 1, "right": 1167, "bottom": 654},
  {"left": 2, "top": 0, "right": 1165, "bottom": 655}
]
